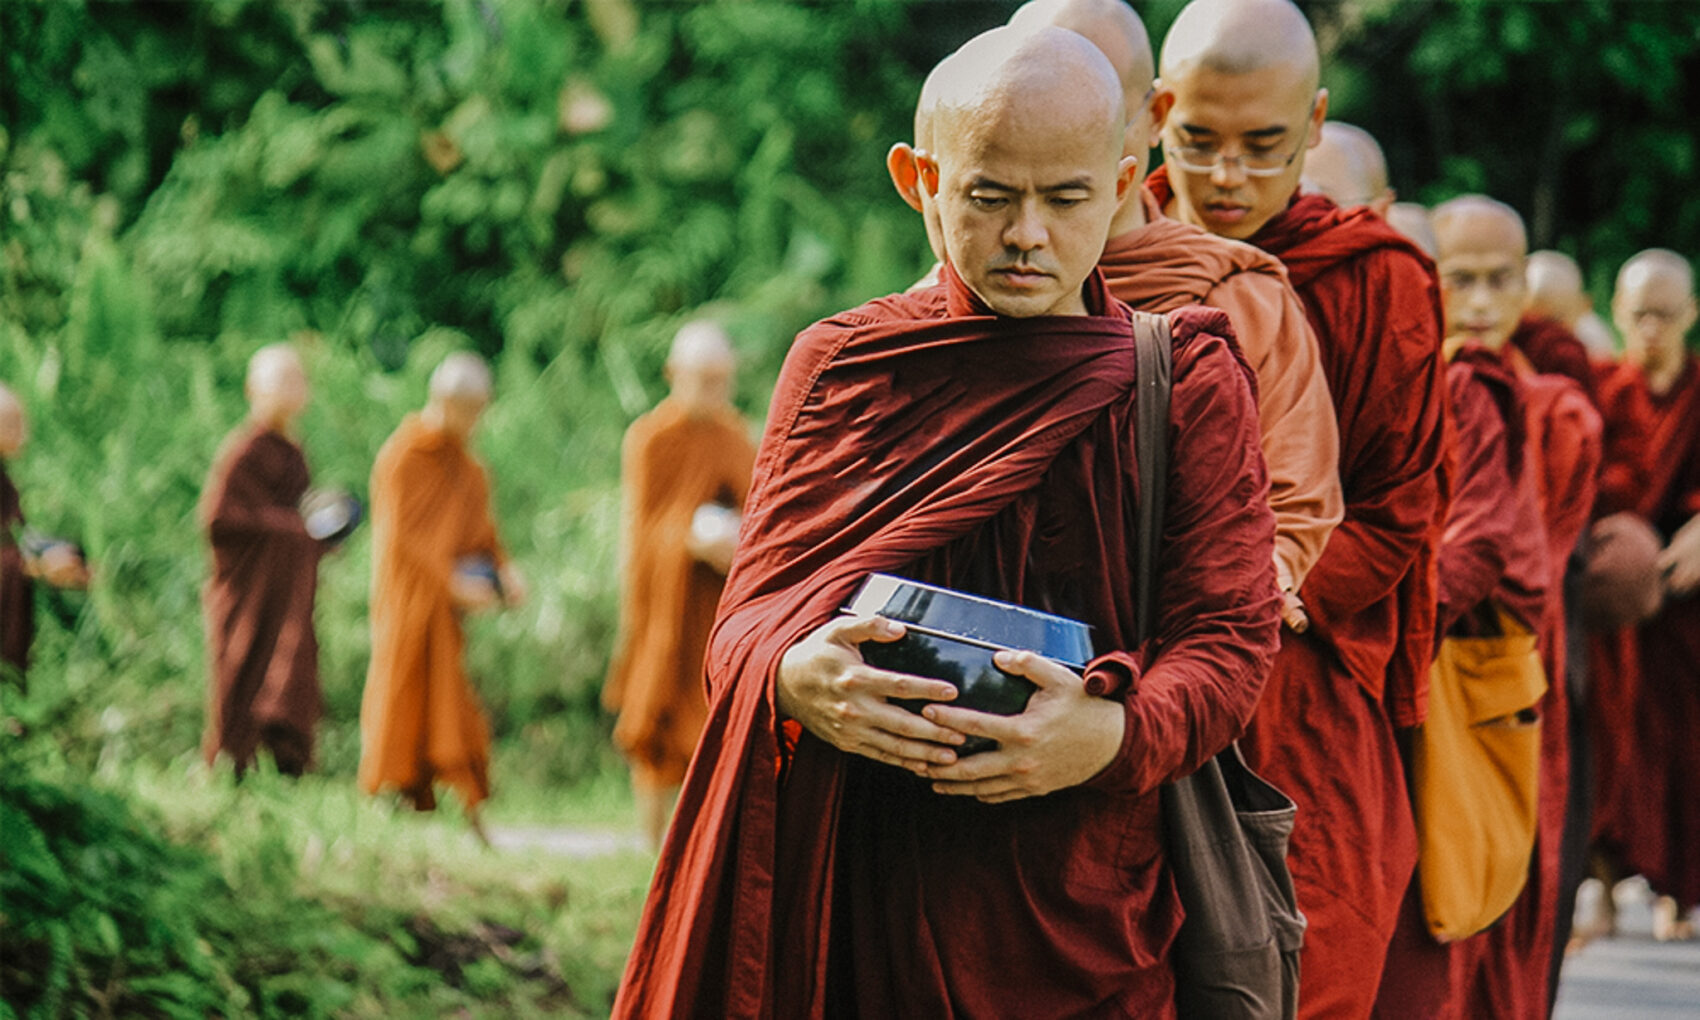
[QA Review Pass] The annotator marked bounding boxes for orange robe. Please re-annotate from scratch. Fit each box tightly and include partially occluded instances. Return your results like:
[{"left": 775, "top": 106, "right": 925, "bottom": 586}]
[
  {"left": 604, "top": 398, "right": 756, "bottom": 790},
  {"left": 359, "top": 414, "right": 505, "bottom": 811},
  {"left": 1099, "top": 190, "right": 1343, "bottom": 592}
]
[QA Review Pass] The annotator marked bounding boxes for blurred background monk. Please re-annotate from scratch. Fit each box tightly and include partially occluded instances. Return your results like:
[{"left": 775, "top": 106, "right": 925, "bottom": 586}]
[
  {"left": 1, "top": 383, "right": 91, "bottom": 686},
  {"left": 603, "top": 321, "right": 755, "bottom": 850},
  {"left": 1007, "top": 0, "right": 1341, "bottom": 631},
  {"left": 360, "top": 352, "right": 525, "bottom": 843},
  {"left": 1588, "top": 248, "right": 1700, "bottom": 942},
  {"left": 1301, "top": 120, "right": 1395, "bottom": 215},
  {"left": 1527, "top": 249, "right": 1618, "bottom": 361},
  {"left": 1424, "top": 195, "right": 1601, "bottom": 1019},
  {"left": 614, "top": 26, "right": 1279, "bottom": 1018},
  {"left": 1385, "top": 201, "right": 1438, "bottom": 258},
  {"left": 1148, "top": 2, "right": 1452, "bottom": 1013},
  {"left": 200, "top": 345, "right": 326, "bottom": 777}
]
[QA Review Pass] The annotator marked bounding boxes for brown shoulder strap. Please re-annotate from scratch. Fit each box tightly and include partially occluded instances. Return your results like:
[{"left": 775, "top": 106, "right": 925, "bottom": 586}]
[{"left": 1131, "top": 311, "right": 1172, "bottom": 643}]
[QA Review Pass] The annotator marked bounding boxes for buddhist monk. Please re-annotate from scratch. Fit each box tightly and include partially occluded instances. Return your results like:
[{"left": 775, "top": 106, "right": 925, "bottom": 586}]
[
  {"left": 359, "top": 352, "right": 524, "bottom": 841},
  {"left": 1589, "top": 248, "right": 1700, "bottom": 941},
  {"left": 200, "top": 345, "right": 326, "bottom": 777},
  {"left": 614, "top": 26, "right": 1280, "bottom": 1018},
  {"left": 1528, "top": 249, "right": 1617, "bottom": 360},
  {"left": 1422, "top": 195, "right": 1600, "bottom": 1019},
  {"left": 1148, "top": 2, "right": 1452, "bottom": 1012},
  {"left": 603, "top": 321, "right": 757, "bottom": 850},
  {"left": 1301, "top": 120, "right": 1395, "bottom": 215},
  {"left": 1005, "top": 0, "right": 1342, "bottom": 630},
  {"left": 1500, "top": 248, "right": 1600, "bottom": 404},
  {"left": 1385, "top": 201, "right": 1438, "bottom": 258},
  {"left": 1, "top": 384, "right": 90, "bottom": 685}
]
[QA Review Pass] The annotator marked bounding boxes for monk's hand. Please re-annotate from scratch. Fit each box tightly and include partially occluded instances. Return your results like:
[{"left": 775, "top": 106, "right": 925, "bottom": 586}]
[
  {"left": 919, "top": 650, "right": 1123, "bottom": 804},
  {"left": 1659, "top": 513, "right": 1700, "bottom": 596},
  {"left": 451, "top": 572, "right": 500, "bottom": 613},
  {"left": 1279, "top": 588, "right": 1310, "bottom": 633},
  {"left": 36, "top": 545, "right": 91, "bottom": 590},
  {"left": 776, "top": 615, "right": 965, "bottom": 774},
  {"left": 498, "top": 564, "right": 529, "bottom": 608}
]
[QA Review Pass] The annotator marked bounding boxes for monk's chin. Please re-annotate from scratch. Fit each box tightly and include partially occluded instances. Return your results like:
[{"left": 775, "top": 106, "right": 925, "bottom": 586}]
[{"left": 975, "top": 285, "right": 1080, "bottom": 318}]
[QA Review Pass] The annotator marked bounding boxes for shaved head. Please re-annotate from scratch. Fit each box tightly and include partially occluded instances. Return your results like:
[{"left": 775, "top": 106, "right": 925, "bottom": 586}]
[
  {"left": 1385, "top": 202, "right": 1437, "bottom": 257},
  {"left": 0, "top": 383, "right": 25, "bottom": 459},
  {"left": 1302, "top": 121, "right": 1390, "bottom": 211},
  {"left": 1614, "top": 248, "right": 1697, "bottom": 376},
  {"left": 1526, "top": 250, "right": 1588, "bottom": 325},
  {"left": 1617, "top": 248, "right": 1694, "bottom": 296},
  {"left": 1160, "top": 0, "right": 1318, "bottom": 91},
  {"left": 429, "top": 351, "right": 494, "bottom": 403},
  {"left": 668, "top": 320, "right": 735, "bottom": 371},
  {"left": 245, "top": 343, "right": 309, "bottom": 432},
  {"left": 1431, "top": 195, "right": 1529, "bottom": 353},
  {"left": 1009, "top": 0, "right": 1153, "bottom": 112},
  {"left": 920, "top": 25, "right": 1137, "bottom": 317},
  {"left": 666, "top": 320, "right": 737, "bottom": 414}
]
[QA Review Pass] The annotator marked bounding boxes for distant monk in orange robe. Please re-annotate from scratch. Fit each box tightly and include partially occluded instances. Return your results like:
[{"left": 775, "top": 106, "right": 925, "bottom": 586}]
[
  {"left": 1426, "top": 195, "right": 1599, "bottom": 1019},
  {"left": 360, "top": 352, "right": 526, "bottom": 840},
  {"left": 1151, "top": 2, "right": 1452, "bottom": 1013},
  {"left": 200, "top": 345, "right": 326, "bottom": 777},
  {"left": 614, "top": 27, "right": 1280, "bottom": 1017},
  {"left": 1302, "top": 120, "right": 1395, "bottom": 215},
  {"left": 890, "top": 0, "right": 1342, "bottom": 623},
  {"left": 604, "top": 321, "right": 756, "bottom": 849},
  {"left": 1, "top": 383, "right": 91, "bottom": 685},
  {"left": 1590, "top": 248, "right": 1700, "bottom": 941}
]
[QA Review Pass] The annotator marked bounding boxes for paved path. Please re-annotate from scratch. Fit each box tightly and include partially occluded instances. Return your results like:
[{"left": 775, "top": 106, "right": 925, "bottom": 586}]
[{"left": 1554, "top": 881, "right": 1700, "bottom": 1019}]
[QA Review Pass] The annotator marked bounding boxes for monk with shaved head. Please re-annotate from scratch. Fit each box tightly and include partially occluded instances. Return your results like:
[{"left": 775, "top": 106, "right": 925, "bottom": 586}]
[
  {"left": 615, "top": 25, "right": 1279, "bottom": 1018},
  {"left": 1302, "top": 121, "right": 1394, "bottom": 214},
  {"left": 1149, "top": 2, "right": 1452, "bottom": 1013},
  {"left": 1589, "top": 248, "right": 1700, "bottom": 942},
  {"left": 999, "top": 0, "right": 1342, "bottom": 631},
  {"left": 603, "top": 321, "right": 756, "bottom": 849},
  {"left": 1500, "top": 248, "right": 1602, "bottom": 404},
  {"left": 359, "top": 351, "right": 522, "bottom": 841},
  {"left": 1526, "top": 250, "right": 1616, "bottom": 359},
  {"left": 200, "top": 344, "right": 329, "bottom": 776},
  {"left": 1416, "top": 196, "right": 1602, "bottom": 1018}
]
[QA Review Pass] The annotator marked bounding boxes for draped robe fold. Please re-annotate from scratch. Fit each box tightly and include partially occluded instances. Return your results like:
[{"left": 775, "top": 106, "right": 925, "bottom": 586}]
[
  {"left": 359, "top": 414, "right": 505, "bottom": 811},
  {"left": 604, "top": 398, "right": 756, "bottom": 790},
  {"left": 1510, "top": 314, "right": 1598, "bottom": 406},
  {"left": 1099, "top": 189, "right": 1343, "bottom": 593},
  {"left": 1588, "top": 357, "right": 1700, "bottom": 909},
  {"left": 612, "top": 265, "right": 1280, "bottom": 1019},
  {"left": 200, "top": 425, "right": 324, "bottom": 774},
  {"left": 1152, "top": 171, "right": 1452, "bottom": 1018},
  {"left": 1, "top": 463, "right": 31, "bottom": 681}
]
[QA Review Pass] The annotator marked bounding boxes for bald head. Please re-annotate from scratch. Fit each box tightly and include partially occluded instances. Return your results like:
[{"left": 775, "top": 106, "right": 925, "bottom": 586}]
[
  {"left": 1526, "top": 250, "right": 1588, "bottom": 325},
  {"left": 1302, "top": 121, "right": 1391, "bottom": 211},
  {"left": 1614, "top": 249, "right": 1697, "bottom": 374},
  {"left": 1431, "top": 196, "right": 1529, "bottom": 352},
  {"left": 1616, "top": 248, "right": 1694, "bottom": 296},
  {"left": 1161, "top": 0, "right": 1318, "bottom": 91},
  {"left": 429, "top": 351, "right": 494, "bottom": 403},
  {"left": 1432, "top": 195, "right": 1528, "bottom": 258},
  {"left": 1010, "top": 0, "right": 1153, "bottom": 112},
  {"left": 0, "top": 383, "right": 25, "bottom": 459},
  {"left": 666, "top": 320, "right": 738, "bottom": 415},
  {"left": 1385, "top": 202, "right": 1437, "bottom": 257},
  {"left": 246, "top": 344, "right": 309, "bottom": 433}
]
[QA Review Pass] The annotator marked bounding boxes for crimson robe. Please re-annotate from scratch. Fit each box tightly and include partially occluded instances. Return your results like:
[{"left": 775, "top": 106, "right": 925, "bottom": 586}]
[
  {"left": 1, "top": 461, "right": 31, "bottom": 681},
  {"left": 1589, "top": 357, "right": 1700, "bottom": 909},
  {"left": 1510, "top": 314, "right": 1597, "bottom": 406},
  {"left": 613, "top": 264, "right": 1280, "bottom": 1018},
  {"left": 1152, "top": 170, "right": 1452, "bottom": 1018},
  {"left": 200, "top": 425, "right": 325, "bottom": 775},
  {"left": 1099, "top": 189, "right": 1342, "bottom": 594}
]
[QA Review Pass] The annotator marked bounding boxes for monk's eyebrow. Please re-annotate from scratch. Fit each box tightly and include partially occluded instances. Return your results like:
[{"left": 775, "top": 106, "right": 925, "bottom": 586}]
[
  {"left": 1042, "top": 178, "right": 1095, "bottom": 193},
  {"left": 967, "top": 176, "right": 1017, "bottom": 192},
  {"left": 1176, "top": 123, "right": 1288, "bottom": 141}
]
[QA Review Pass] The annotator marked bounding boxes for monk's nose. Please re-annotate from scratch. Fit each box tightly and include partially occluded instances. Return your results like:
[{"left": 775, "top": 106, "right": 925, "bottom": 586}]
[{"left": 1004, "top": 203, "right": 1048, "bottom": 251}]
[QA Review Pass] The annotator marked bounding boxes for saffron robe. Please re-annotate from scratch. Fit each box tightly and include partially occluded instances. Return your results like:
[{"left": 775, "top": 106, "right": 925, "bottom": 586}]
[
  {"left": 359, "top": 414, "right": 505, "bottom": 811},
  {"left": 1, "top": 462, "right": 31, "bottom": 681},
  {"left": 604, "top": 398, "right": 756, "bottom": 790},
  {"left": 1451, "top": 359, "right": 1600, "bottom": 1020},
  {"left": 1154, "top": 171, "right": 1452, "bottom": 1019},
  {"left": 1589, "top": 357, "right": 1700, "bottom": 908},
  {"left": 612, "top": 265, "right": 1280, "bottom": 1019},
  {"left": 200, "top": 425, "right": 325, "bottom": 774},
  {"left": 1099, "top": 189, "right": 1343, "bottom": 593}
]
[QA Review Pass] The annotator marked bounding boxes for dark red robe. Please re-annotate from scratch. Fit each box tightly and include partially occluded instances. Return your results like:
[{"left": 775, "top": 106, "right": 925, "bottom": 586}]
[
  {"left": 1, "top": 462, "right": 31, "bottom": 681},
  {"left": 1510, "top": 314, "right": 1597, "bottom": 407},
  {"left": 1152, "top": 170, "right": 1452, "bottom": 1018},
  {"left": 200, "top": 424, "right": 324, "bottom": 775},
  {"left": 612, "top": 264, "right": 1280, "bottom": 1018},
  {"left": 1589, "top": 357, "right": 1700, "bottom": 909}
]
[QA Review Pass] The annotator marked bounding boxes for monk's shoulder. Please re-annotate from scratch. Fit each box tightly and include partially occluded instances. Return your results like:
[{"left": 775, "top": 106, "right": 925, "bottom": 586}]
[
  {"left": 1165, "top": 306, "right": 1258, "bottom": 401},
  {"left": 782, "top": 288, "right": 944, "bottom": 382}
]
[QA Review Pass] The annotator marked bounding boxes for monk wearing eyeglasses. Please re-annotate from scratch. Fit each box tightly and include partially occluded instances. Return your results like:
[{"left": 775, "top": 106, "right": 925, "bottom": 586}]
[{"left": 1147, "top": 2, "right": 1451, "bottom": 1014}]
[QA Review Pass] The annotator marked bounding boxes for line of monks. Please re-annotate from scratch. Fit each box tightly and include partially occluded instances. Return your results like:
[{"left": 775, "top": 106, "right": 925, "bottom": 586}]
[{"left": 610, "top": 2, "right": 1700, "bottom": 1018}]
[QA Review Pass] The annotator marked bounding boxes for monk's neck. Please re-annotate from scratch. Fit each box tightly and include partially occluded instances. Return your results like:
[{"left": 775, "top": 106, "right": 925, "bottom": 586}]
[
  {"left": 1106, "top": 184, "right": 1150, "bottom": 241},
  {"left": 249, "top": 412, "right": 298, "bottom": 440},
  {"left": 1640, "top": 354, "right": 1685, "bottom": 397}
]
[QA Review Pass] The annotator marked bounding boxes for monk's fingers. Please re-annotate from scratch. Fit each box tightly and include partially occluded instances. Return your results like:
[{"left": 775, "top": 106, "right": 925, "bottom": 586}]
[
  {"left": 990, "top": 649, "right": 1081, "bottom": 691},
  {"left": 929, "top": 775, "right": 1032, "bottom": 801},
  {"left": 922, "top": 704, "right": 1023, "bottom": 744},
  {"left": 839, "top": 696, "right": 966, "bottom": 749},
  {"left": 826, "top": 614, "right": 907, "bottom": 648},
  {"left": 841, "top": 665, "right": 957, "bottom": 707},
  {"left": 920, "top": 745, "right": 1020, "bottom": 783},
  {"left": 1280, "top": 591, "right": 1310, "bottom": 633},
  {"left": 839, "top": 719, "right": 961, "bottom": 769}
]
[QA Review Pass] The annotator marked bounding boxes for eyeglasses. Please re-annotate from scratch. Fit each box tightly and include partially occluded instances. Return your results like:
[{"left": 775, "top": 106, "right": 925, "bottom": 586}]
[{"left": 1162, "top": 119, "right": 1312, "bottom": 178}]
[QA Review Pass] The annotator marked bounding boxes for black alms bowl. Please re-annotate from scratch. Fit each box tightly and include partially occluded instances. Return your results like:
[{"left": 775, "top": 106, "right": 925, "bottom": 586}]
[{"left": 843, "top": 574, "right": 1093, "bottom": 754}]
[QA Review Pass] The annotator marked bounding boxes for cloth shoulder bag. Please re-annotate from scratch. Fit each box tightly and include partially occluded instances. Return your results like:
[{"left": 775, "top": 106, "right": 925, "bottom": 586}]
[
  {"left": 1132, "top": 312, "right": 1306, "bottom": 1020},
  {"left": 1414, "top": 603, "right": 1546, "bottom": 940}
]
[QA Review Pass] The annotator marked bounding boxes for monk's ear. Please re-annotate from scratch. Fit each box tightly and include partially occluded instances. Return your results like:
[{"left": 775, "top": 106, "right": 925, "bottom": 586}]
[
  {"left": 1370, "top": 188, "right": 1396, "bottom": 218},
  {"left": 1114, "top": 154, "right": 1141, "bottom": 203},
  {"left": 1147, "top": 84, "right": 1176, "bottom": 138},
  {"left": 914, "top": 150, "right": 941, "bottom": 199},
  {"left": 1306, "top": 89, "right": 1330, "bottom": 149},
  {"left": 886, "top": 143, "right": 925, "bottom": 213}
]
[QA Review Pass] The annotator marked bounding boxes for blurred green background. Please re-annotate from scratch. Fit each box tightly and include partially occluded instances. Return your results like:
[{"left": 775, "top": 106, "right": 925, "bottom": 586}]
[{"left": 2, "top": 0, "right": 1697, "bottom": 1016}]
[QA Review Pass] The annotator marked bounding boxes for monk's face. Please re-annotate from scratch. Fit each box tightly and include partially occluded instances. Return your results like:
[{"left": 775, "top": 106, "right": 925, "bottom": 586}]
[
  {"left": 1614, "top": 270, "right": 1697, "bottom": 371},
  {"left": 436, "top": 393, "right": 488, "bottom": 439},
  {"left": 1436, "top": 216, "right": 1527, "bottom": 352},
  {"left": 667, "top": 356, "right": 735, "bottom": 415},
  {"left": 927, "top": 97, "right": 1135, "bottom": 317},
  {"left": 1154, "top": 64, "right": 1325, "bottom": 240}
]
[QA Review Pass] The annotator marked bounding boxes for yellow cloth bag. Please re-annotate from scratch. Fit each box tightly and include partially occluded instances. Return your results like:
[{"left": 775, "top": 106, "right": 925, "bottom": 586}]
[{"left": 1413, "top": 605, "right": 1547, "bottom": 941}]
